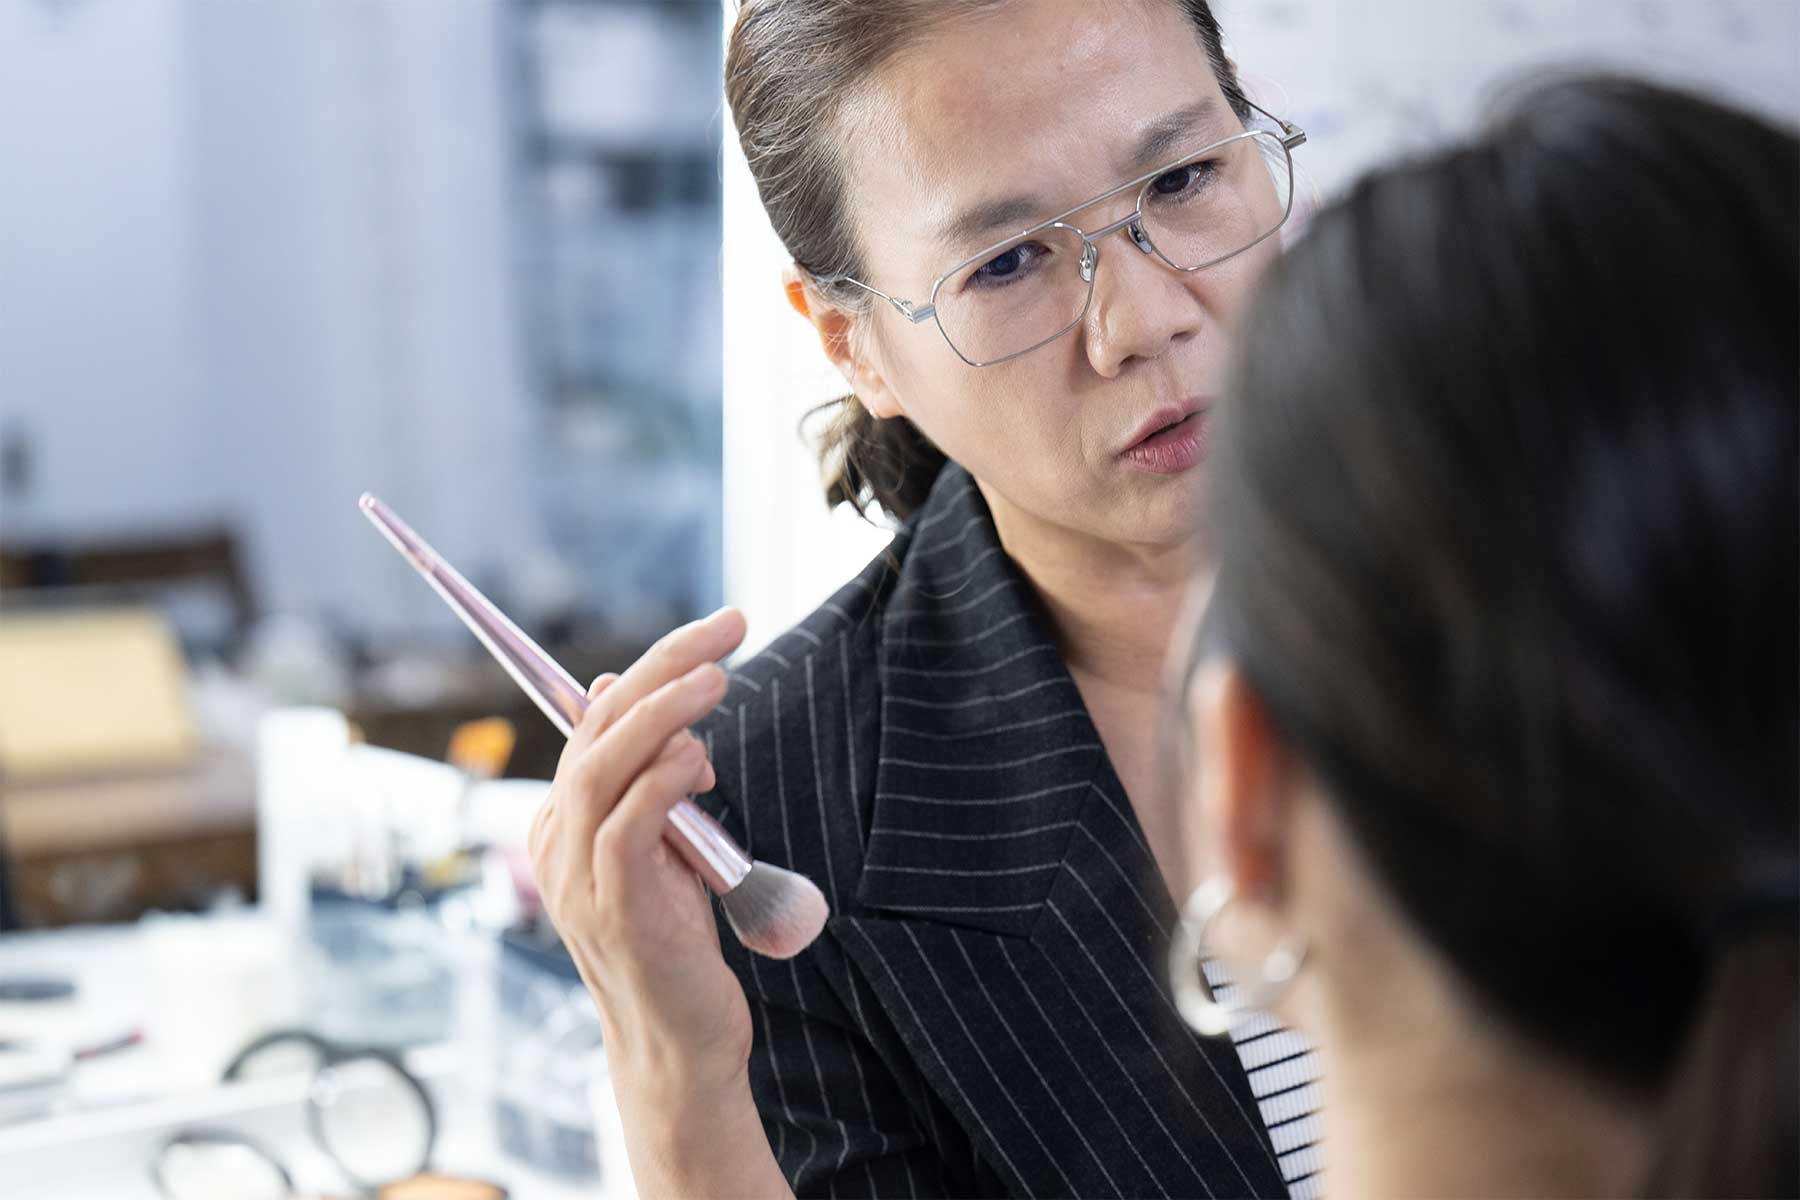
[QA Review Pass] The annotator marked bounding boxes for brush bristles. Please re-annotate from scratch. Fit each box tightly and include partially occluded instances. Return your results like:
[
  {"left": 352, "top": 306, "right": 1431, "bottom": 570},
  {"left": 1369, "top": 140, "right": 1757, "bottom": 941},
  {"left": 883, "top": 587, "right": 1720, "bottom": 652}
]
[{"left": 721, "top": 862, "right": 829, "bottom": 958}]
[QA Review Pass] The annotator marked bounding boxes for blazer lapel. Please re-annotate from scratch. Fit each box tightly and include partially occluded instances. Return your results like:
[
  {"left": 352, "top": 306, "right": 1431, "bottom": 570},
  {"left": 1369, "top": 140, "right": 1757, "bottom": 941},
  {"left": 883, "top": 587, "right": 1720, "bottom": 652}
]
[
  {"left": 833, "top": 465, "right": 1288, "bottom": 1198},
  {"left": 853, "top": 463, "right": 1102, "bottom": 936}
]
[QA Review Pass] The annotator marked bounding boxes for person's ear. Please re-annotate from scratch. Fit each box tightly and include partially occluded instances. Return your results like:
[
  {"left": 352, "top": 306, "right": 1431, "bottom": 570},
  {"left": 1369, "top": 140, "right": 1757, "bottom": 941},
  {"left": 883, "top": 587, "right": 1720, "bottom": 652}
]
[
  {"left": 1193, "top": 659, "right": 1290, "bottom": 902},
  {"left": 780, "top": 265, "right": 905, "bottom": 420}
]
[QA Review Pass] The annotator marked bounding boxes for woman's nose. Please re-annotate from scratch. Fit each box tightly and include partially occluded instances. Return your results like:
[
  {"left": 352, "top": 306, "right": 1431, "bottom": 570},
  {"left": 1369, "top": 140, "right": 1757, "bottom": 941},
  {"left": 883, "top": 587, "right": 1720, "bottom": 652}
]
[{"left": 1082, "top": 236, "right": 1209, "bottom": 377}]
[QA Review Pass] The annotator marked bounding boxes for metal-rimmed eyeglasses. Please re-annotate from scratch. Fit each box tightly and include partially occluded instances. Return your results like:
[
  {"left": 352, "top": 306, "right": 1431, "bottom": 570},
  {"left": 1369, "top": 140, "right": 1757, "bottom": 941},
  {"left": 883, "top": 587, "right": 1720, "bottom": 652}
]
[
  {"left": 818, "top": 99, "right": 1306, "bottom": 367},
  {"left": 147, "top": 1028, "right": 504, "bottom": 1199}
]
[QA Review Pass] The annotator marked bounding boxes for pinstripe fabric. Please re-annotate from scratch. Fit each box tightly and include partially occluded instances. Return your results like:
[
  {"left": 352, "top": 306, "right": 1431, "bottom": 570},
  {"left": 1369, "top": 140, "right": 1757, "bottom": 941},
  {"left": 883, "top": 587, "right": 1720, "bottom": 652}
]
[{"left": 696, "top": 463, "right": 1319, "bottom": 1198}]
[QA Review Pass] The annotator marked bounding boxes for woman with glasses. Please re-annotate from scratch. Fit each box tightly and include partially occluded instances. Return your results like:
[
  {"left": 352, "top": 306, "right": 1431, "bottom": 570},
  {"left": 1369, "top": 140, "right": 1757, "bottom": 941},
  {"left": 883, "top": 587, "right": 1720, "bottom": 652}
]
[
  {"left": 527, "top": 1, "right": 1314, "bottom": 1196},
  {"left": 1169, "top": 75, "right": 1797, "bottom": 1197}
]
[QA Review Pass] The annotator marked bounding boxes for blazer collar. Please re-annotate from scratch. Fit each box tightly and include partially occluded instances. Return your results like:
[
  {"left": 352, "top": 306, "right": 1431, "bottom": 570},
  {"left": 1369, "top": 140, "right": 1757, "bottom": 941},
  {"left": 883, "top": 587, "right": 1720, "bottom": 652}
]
[{"left": 856, "top": 463, "right": 1137, "bottom": 937}]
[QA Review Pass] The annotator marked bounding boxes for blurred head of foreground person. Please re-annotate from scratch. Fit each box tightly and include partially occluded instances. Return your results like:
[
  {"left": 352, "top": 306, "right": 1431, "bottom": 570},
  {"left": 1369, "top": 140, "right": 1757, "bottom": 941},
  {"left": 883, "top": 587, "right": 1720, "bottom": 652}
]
[{"left": 1171, "top": 74, "right": 1798, "bottom": 1198}]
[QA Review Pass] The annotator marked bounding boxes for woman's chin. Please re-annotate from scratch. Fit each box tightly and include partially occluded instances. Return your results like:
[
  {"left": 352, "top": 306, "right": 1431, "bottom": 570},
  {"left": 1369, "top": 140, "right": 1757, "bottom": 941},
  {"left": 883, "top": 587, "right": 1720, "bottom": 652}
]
[{"left": 1104, "top": 477, "right": 1208, "bottom": 554}]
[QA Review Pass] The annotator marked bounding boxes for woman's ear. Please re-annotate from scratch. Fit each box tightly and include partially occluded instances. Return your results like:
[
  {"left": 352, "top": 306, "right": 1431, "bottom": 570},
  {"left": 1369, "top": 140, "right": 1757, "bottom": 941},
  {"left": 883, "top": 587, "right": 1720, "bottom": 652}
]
[
  {"left": 779, "top": 265, "right": 906, "bottom": 420},
  {"left": 1193, "top": 659, "right": 1290, "bottom": 902}
]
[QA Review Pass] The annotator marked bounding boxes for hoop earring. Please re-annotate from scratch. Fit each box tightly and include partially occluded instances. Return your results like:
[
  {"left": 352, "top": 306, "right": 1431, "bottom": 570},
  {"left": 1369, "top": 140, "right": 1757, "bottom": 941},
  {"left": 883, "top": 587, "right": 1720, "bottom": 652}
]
[{"left": 1169, "top": 876, "right": 1308, "bottom": 1036}]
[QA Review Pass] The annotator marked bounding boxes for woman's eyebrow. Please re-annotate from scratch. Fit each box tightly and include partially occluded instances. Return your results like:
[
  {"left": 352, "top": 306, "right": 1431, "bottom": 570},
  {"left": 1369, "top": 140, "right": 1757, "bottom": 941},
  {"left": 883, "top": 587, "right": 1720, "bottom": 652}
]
[
  {"left": 933, "top": 195, "right": 1046, "bottom": 253},
  {"left": 930, "top": 98, "right": 1226, "bottom": 254},
  {"left": 1127, "top": 98, "right": 1224, "bottom": 173}
]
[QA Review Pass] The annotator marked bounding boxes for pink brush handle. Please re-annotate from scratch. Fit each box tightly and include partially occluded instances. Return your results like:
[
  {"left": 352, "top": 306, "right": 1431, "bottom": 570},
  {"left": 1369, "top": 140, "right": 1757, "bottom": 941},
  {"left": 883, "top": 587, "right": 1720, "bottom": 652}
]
[{"left": 359, "top": 493, "right": 752, "bottom": 894}]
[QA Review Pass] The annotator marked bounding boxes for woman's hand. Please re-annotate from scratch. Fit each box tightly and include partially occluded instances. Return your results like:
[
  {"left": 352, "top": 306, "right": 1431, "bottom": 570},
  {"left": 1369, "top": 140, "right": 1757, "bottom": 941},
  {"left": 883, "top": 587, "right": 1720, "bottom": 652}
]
[
  {"left": 529, "top": 608, "right": 792, "bottom": 1199},
  {"left": 528, "top": 607, "right": 754, "bottom": 1091}
]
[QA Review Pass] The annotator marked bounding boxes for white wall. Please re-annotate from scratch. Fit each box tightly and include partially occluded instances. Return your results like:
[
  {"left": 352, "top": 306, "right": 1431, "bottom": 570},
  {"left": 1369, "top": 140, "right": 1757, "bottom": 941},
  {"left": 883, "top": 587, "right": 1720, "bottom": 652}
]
[
  {"left": 1215, "top": 0, "right": 1800, "bottom": 194},
  {"left": 717, "top": 0, "right": 1800, "bottom": 654},
  {"left": 0, "top": 0, "right": 204, "bottom": 536},
  {"left": 0, "top": 0, "right": 539, "bottom": 644},
  {"left": 185, "top": 0, "right": 540, "bottom": 645}
]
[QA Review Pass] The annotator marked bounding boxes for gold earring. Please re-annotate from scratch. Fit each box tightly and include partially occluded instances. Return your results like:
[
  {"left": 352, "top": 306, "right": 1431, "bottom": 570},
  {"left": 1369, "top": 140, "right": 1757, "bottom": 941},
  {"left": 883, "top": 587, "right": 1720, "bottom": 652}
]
[{"left": 1169, "top": 875, "right": 1308, "bottom": 1036}]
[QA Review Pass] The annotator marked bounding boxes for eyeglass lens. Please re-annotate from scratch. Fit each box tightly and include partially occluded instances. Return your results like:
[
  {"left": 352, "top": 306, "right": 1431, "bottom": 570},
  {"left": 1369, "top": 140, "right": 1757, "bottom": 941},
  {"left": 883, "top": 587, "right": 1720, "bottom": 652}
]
[
  {"left": 933, "top": 131, "right": 1293, "bottom": 364},
  {"left": 155, "top": 1042, "right": 433, "bottom": 1198},
  {"left": 311, "top": 1055, "right": 434, "bottom": 1186},
  {"left": 154, "top": 1135, "right": 292, "bottom": 1200}
]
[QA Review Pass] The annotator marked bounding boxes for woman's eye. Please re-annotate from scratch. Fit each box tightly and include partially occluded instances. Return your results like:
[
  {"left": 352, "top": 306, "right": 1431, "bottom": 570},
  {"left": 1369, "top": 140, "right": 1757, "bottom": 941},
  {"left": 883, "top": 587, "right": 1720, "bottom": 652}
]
[
  {"left": 970, "top": 241, "right": 1046, "bottom": 286},
  {"left": 1152, "top": 160, "right": 1218, "bottom": 198}
]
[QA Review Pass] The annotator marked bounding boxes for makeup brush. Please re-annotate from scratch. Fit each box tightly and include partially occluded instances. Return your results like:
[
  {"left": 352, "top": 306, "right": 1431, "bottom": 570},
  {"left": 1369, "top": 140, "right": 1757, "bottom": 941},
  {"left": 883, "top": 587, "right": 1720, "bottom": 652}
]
[{"left": 358, "top": 493, "right": 828, "bottom": 959}]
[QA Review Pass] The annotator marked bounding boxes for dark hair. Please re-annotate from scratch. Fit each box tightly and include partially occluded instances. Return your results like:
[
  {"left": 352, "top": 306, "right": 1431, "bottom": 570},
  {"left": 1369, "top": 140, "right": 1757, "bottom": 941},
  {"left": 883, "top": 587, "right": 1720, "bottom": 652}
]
[
  {"left": 725, "top": 0, "right": 1247, "bottom": 521},
  {"left": 1207, "top": 74, "right": 1798, "bottom": 1195}
]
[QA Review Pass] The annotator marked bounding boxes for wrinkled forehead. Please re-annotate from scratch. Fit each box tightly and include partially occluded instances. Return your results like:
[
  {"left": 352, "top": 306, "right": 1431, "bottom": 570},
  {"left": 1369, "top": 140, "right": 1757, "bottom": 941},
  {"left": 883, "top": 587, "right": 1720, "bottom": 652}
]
[{"left": 839, "top": 0, "right": 1240, "bottom": 280}]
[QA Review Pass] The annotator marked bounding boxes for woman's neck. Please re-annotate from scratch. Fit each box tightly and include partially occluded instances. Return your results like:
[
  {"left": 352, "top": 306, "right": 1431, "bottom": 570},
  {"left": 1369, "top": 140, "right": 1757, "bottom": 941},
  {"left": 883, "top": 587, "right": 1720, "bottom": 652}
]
[
  {"left": 1313, "top": 964, "right": 1652, "bottom": 1198},
  {"left": 976, "top": 481, "right": 1199, "bottom": 692},
  {"left": 973, "top": 481, "right": 1203, "bottom": 894}
]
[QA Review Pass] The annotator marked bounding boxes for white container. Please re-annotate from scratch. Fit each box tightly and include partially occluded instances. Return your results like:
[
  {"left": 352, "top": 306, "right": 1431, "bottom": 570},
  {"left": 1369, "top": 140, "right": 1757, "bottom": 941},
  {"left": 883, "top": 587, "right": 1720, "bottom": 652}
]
[{"left": 255, "top": 706, "right": 352, "bottom": 934}]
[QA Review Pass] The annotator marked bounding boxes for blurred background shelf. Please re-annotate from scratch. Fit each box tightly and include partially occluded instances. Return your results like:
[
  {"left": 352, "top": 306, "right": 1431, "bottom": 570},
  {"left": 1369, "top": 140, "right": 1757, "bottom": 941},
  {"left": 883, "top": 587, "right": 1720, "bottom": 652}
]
[{"left": 0, "top": 0, "right": 724, "bottom": 932}]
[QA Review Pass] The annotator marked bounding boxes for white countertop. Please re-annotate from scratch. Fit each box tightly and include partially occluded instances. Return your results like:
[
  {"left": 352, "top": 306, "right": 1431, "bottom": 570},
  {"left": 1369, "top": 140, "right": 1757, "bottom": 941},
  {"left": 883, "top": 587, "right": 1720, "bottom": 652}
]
[{"left": 0, "top": 918, "right": 632, "bottom": 1200}]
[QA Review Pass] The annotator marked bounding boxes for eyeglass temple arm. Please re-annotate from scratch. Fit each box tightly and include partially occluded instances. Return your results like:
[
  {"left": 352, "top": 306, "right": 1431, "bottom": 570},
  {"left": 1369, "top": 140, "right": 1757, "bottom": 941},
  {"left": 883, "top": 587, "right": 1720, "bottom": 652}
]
[
  {"left": 808, "top": 273, "right": 936, "bottom": 325},
  {"left": 1242, "top": 94, "right": 1307, "bottom": 150}
]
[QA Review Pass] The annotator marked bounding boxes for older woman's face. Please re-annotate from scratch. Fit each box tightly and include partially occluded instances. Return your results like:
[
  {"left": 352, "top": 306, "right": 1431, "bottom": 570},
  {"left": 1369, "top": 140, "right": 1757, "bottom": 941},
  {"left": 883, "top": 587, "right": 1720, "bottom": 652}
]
[{"left": 840, "top": 0, "right": 1282, "bottom": 547}]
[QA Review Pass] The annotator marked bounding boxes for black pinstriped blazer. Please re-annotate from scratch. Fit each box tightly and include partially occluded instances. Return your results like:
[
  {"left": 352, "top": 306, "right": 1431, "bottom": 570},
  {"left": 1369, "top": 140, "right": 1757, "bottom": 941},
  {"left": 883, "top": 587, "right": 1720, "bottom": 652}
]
[{"left": 695, "top": 463, "right": 1319, "bottom": 1199}]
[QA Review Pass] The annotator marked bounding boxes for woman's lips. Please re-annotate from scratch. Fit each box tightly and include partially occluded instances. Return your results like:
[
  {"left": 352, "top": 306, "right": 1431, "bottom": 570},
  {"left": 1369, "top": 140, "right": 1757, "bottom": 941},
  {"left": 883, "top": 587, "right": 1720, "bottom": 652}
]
[{"left": 1120, "top": 410, "right": 1206, "bottom": 474}]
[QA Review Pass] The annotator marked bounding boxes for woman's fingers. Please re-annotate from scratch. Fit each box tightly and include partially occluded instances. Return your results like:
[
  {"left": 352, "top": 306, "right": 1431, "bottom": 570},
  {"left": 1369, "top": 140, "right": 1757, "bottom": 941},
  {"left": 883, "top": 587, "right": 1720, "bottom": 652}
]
[
  {"left": 562, "top": 662, "right": 728, "bottom": 857},
  {"left": 595, "top": 733, "right": 713, "bottom": 886},
  {"left": 554, "top": 671, "right": 623, "bottom": 778},
  {"left": 573, "top": 608, "right": 745, "bottom": 746}
]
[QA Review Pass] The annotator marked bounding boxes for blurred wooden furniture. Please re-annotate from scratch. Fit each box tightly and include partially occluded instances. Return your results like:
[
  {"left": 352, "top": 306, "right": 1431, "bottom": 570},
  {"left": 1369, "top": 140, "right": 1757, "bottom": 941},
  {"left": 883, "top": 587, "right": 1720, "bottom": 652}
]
[
  {"left": 0, "top": 609, "right": 199, "bottom": 781},
  {"left": 0, "top": 526, "right": 256, "bottom": 655},
  {"left": 0, "top": 526, "right": 254, "bottom": 619},
  {"left": 0, "top": 528, "right": 258, "bottom": 927},
  {"left": 0, "top": 746, "right": 257, "bottom": 928}
]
